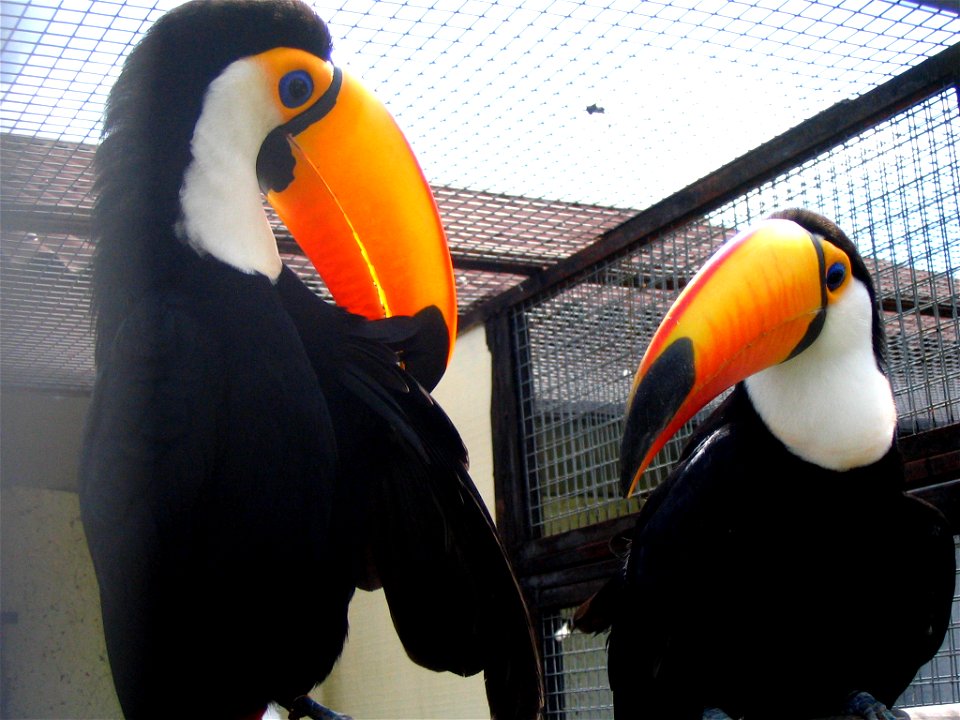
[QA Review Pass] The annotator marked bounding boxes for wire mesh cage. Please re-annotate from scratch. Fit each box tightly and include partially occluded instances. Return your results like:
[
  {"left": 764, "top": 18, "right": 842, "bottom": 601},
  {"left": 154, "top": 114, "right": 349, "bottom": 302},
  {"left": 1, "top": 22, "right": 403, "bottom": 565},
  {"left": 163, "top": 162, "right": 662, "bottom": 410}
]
[
  {"left": 512, "top": 83, "right": 959, "bottom": 716},
  {"left": 710, "top": 87, "right": 960, "bottom": 436},
  {"left": 512, "top": 221, "right": 738, "bottom": 535},
  {"left": 4, "top": 0, "right": 959, "bottom": 208},
  {"left": 543, "top": 608, "right": 615, "bottom": 719},
  {"left": 901, "top": 541, "right": 960, "bottom": 706},
  {"left": 1, "top": 1, "right": 959, "bottom": 715},
  {"left": 514, "top": 86, "right": 959, "bottom": 539}
]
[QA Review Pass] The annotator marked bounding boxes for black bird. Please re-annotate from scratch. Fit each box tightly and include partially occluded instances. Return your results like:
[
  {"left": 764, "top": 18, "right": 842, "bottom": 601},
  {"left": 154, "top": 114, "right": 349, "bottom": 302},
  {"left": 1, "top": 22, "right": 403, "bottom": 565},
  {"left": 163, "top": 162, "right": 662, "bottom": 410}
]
[
  {"left": 575, "top": 209, "right": 954, "bottom": 720},
  {"left": 79, "top": 1, "right": 542, "bottom": 718}
]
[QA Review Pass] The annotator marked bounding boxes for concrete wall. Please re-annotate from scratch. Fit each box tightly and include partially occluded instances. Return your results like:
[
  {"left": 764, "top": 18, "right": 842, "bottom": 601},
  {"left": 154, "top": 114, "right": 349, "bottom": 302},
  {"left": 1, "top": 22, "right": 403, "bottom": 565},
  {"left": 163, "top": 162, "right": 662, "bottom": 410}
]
[
  {"left": 0, "top": 324, "right": 495, "bottom": 719},
  {"left": 0, "top": 485, "right": 122, "bottom": 719},
  {"left": 1, "top": 390, "right": 122, "bottom": 719}
]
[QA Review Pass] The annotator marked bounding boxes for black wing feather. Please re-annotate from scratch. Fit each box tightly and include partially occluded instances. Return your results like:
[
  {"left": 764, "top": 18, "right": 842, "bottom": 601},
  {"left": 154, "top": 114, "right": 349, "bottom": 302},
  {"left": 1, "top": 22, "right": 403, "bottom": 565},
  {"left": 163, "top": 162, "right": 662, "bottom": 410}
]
[{"left": 276, "top": 268, "right": 544, "bottom": 720}]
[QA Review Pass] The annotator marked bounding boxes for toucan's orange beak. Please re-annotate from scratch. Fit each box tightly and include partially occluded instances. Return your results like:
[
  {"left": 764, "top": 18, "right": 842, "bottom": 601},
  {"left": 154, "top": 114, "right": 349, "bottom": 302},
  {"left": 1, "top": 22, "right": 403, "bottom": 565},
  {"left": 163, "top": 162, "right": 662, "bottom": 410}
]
[
  {"left": 621, "top": 218, "right": 851, "bottom": 496},
  {"left": 255, "top": 49, "right": 457, "bottom": 381}
]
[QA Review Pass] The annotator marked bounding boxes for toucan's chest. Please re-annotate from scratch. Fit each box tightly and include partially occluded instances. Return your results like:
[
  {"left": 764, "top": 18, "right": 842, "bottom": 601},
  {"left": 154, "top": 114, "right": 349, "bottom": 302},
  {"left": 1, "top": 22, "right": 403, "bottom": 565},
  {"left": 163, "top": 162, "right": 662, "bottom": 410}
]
[
  {"left": 141, "top": 256, "right": 336, "bottom": 503},
  {"left": 659, "top": 389, "right": 907, "bottom": 590},
  {"left": 638, "top": 409, "right": 916, "bottom": 708},
  {"left": 166, "top": 257, "right": 306, "bottom": 376},
  {"left": 706, "top": 414, "right": 901, "bottom": 551}
]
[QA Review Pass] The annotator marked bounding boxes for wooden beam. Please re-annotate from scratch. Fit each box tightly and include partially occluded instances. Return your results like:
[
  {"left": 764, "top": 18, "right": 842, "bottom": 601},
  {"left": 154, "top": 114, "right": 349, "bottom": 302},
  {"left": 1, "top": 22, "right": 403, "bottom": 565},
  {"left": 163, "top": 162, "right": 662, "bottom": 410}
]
[
  {"left": 880, "top": 296, "right": 958, "bottom": 319},
  {"left": 3, "top": 206, "right": 545, "bottom": 277},
  {"left": 1, "top": 205, "right": 91, "bottom": 236},
  {"left": 515, "top": 515, "right": 637, "bottom": 611},
  {"left": 486, "top": 313, "right": 533, "bottom": 556},
  {"left": 917, "top": 1, "right": 960, "bottom": 13},
  {"left": 5, "top": 205, "right": 955, "bottom": 321},
  {"left": 902, "top": 425, "right": 960, "bottom": 489},
  {"left": 514, "top": 424, "right": 960, "bottom": 611},
  {"left": 515, "top": 514, "right": 636, "bottom": 578},
  {"left": 450, "top": 254, "right": 542, "bottom": 276},
  {"left": 912, "top": 479, "right": 960, "bottom": 533}
]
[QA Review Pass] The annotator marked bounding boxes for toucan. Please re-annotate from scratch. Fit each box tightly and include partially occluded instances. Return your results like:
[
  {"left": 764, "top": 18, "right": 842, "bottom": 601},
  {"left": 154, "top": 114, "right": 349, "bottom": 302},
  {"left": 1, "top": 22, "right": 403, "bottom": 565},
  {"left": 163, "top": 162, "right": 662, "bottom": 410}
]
[
  {"left": 78, "top": 1, "right": 542, "bottom": 718},
  {"left": 574, "top": 209, "right": 955, "bottom": 720}
]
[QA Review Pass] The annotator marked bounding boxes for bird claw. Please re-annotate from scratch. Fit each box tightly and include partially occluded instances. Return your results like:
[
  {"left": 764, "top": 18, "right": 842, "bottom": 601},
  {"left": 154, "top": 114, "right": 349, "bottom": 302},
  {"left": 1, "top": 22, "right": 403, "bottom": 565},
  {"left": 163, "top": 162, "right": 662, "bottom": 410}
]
[
  {"left": 843, "top": 691, "right": 900, "bottom": 720},
  {"left": 702, "top": 708, "right": 736, "bottom": 720},
  {"left": 287, "top": 695, "right": 354, "bottom": 720},
  {"left": 700, "top": 695, "right": 907, "bottom": 720}
]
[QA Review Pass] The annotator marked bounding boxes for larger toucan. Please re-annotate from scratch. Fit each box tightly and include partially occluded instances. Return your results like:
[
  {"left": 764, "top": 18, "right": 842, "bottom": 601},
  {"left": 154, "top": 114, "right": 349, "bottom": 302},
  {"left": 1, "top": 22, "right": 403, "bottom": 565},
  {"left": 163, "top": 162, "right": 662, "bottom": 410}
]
[
  {"left": 574, "top": 209, "right": 954, "bottom": 719},
  {"left": 79, "top": 1, "right": 542, "bottom": 718}
]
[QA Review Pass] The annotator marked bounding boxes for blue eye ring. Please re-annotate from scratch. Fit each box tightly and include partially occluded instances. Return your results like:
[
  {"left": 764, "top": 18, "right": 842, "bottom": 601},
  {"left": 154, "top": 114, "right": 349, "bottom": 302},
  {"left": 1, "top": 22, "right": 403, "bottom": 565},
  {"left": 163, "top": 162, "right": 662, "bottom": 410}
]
[
  {"left": 279, "top": 70, "right": 314, "bottom": 109},
  {"left": 826, "top": 261, "right": 846, "bottom": 291}
]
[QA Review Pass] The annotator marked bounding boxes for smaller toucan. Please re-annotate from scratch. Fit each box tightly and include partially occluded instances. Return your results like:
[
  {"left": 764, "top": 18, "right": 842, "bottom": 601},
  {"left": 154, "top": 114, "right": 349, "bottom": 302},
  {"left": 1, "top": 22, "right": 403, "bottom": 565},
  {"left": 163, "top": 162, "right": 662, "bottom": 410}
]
[{"left": 575, "top": 209, "right": 955, "bottom": 720}]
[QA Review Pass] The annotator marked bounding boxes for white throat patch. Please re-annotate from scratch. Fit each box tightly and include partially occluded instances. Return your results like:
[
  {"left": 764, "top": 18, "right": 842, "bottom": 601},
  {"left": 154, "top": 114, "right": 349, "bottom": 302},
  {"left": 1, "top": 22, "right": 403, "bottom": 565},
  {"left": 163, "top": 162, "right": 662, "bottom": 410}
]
[
  {"left": 177, "top": 57, "right": 283, "bottom": 280},
  {"left": 745, "top": 280, "right": 896, "bottom": 471}
]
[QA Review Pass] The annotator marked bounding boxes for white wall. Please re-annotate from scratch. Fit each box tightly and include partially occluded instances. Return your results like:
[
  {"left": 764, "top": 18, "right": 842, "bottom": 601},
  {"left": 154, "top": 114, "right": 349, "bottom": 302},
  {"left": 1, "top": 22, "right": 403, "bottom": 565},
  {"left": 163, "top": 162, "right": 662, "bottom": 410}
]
[
  {"left": 0, "top": 392, "right": 122, "bottom": 719},
  {"left": 0, "top": 324, "right": 495, "bottom": 719}
]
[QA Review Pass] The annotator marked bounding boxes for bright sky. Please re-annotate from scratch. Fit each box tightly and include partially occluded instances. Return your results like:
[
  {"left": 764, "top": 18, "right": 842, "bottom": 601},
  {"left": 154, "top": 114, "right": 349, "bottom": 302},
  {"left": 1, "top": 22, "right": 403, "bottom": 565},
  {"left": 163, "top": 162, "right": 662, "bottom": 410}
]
[{"left": 2, "top": 0, "right": 958, "bottom": 211}]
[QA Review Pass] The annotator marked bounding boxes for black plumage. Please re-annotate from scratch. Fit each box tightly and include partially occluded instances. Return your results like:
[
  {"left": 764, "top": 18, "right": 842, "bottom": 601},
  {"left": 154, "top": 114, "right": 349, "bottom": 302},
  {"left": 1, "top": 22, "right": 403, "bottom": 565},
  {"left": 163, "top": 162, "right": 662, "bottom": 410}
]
[
  {"left": 89, "top": 0, "right": 333, "bottom": 366},
  {"left": 82, "top": 256, "right": 349, "bottom": 717},
  {"left": 276, "top": 268, "right": 541, "bottom": 716},
  {"left": 593, "top": 387, "right": 953, "bottom": 719},
  {"left": 576, "top": 209, "right": 954, "bottom": 719},
  {"left": 79, "top": 2, "right": 541, "bottom": 717}
]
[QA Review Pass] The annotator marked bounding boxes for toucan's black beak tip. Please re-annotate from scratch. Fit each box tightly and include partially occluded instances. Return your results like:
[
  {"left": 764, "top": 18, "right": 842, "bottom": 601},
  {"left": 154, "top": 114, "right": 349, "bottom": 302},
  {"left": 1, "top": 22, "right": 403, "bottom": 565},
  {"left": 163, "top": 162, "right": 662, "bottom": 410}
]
[
  {"left": 359, "top": 306, "right": 450, "bottom": 392},
  {"left": 400, "top": 306, "right": 451, "bottom": 392},
  {"left": 620, "top": 336, "right": 697, "bottom": 496}
]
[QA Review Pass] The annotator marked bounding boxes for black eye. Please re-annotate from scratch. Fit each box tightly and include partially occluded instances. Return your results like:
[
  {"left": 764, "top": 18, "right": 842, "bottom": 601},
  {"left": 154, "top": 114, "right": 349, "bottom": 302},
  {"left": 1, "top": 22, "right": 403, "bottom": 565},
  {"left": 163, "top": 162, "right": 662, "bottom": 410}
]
[
  {"left": 826, "top": 261, "right": 846, "bottom": 291},
  {"left": 279, "top": 70, "right": 313, "bottom": 108}
]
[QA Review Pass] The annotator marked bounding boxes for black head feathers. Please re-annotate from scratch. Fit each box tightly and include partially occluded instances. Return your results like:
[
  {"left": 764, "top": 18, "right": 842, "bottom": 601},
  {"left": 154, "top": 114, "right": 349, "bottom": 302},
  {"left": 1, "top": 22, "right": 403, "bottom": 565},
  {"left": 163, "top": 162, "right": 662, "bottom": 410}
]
[
  {"left": 767, "top": 208, "right": 888, "bottom": 374},
  {"left": 92, "top": 0, "right": 332, "bottom": 362}
]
